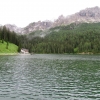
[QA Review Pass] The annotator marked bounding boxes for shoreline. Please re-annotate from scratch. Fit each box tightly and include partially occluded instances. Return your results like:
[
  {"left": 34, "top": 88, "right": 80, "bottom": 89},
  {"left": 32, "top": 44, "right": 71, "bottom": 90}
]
[
  {"left": 0, "top": 52, "right": 100, "bottom": 55},
  {"left": 0, "top": 53, "right": 19, "bottom": 55},
  {"left": 0, "top": 53, "right": 31, "bottom": 56}
]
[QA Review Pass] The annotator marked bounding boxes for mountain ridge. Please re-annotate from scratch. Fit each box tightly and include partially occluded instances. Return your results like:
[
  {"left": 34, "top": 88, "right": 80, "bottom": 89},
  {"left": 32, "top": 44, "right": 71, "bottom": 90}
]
[{"left": 3, "top": 6, "right": 100, "bottom": 34}]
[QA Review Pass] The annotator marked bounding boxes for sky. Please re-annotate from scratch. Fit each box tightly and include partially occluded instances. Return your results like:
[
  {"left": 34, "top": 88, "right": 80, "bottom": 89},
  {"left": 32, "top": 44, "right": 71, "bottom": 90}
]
[{"left": 0, "top": 0, "right": 100, "bottom": 27}]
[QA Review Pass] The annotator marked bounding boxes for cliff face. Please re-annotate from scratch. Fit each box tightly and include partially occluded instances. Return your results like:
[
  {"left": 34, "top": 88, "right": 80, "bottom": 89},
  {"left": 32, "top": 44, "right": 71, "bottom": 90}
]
[
  {"left": 21, "top": 21, "right": 53, "bottom": 34},
  {"left": 53, "top": 6, "right": 100, "bottom": 26},
  {"left": 4, "top": 6, "right": 100, "bottom": 34},
  {"left": 4, "top": 24, "right": 23, "bottom": 33}
]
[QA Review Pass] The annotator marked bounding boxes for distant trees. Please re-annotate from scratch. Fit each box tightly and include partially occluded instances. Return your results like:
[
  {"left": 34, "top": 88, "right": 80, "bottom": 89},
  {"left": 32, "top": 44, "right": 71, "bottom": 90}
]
[
  {"left": 20, "top": 23, "right": 100, "bottom": 54},
  {"left": 0, "top": 23, "right": 100, "bottom": 54}
]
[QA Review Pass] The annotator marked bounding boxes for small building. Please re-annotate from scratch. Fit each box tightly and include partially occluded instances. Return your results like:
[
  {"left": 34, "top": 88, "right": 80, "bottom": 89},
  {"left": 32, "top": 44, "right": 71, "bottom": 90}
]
[{"left": 21, "top": 48, "right": 29, "bottom": 54}]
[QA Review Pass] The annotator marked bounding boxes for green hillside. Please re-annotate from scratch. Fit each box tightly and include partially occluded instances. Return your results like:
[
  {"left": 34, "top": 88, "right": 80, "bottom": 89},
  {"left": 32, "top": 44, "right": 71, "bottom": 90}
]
[
  {"left": 0, "top": 41, "right": 18, "bottom": 54},
  {"left": 18, "top": 23, "right": 100, "bottom": 54}
]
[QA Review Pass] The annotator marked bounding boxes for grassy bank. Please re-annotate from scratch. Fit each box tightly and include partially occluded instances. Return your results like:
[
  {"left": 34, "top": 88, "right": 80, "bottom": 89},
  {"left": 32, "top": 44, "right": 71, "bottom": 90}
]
[{"left": 0, "top": 41, "right": 18, "bottom": 55}]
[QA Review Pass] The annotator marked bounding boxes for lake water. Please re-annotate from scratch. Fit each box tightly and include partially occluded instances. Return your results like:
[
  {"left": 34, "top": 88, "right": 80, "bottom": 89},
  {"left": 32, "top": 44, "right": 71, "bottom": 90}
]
[{"left": 0, "top": 54, "right": 100, "bottom": 100}]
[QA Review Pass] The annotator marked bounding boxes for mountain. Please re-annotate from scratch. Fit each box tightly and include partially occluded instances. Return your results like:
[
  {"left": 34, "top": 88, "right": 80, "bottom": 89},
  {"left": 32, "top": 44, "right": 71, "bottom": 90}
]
[
  {"left": 22, "top": 21, "right": 53, "bottom": 34},
  {"left": 4, "top": 21, "right": 53, "bottom": 34},
  {"left": 20, "top": 22, "right": 100, "bottom": 53},
  {"left": 4, "top": 24, "right": 23, "bottom": 33},
  {"left": 53, "top": 6, "right": 100, "bottom": 26},
  {"left": 3, "top": 6, "right": 100, "bottom": 34}
]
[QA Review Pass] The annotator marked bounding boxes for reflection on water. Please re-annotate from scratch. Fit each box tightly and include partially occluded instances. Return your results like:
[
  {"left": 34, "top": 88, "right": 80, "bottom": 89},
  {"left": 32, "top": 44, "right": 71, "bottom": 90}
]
[{"left": 0, "top": 54, "right": 100, "bottom": 100}]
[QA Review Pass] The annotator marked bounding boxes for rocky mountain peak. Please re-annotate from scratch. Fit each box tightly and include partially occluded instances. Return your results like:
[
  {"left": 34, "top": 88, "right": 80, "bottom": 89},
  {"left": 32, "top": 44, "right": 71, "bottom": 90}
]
[
  {"left": 53, "top": 6, "right": 100, "bottom": 27},
  {"left": 22, "top": 20, "right": 53, "bottom": 34},
  {"left": 2, "top": 6, "right": 100, "bottom": 34},
  {"left": 78, "top": 6, "right": 100, "bottom": 17},
  {"left": 5, "top": 24, "right": 23, "bottom": 33}
]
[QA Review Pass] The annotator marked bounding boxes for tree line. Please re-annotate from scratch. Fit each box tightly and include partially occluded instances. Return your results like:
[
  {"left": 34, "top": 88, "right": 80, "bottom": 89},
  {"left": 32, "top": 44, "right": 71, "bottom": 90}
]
[
  {"left": 0, "top": 26, "right": 19, "bottom": 49},
  {"left": 19, "top": 23, "right": 100, "bottom": 54},
  {"left": 0, "top": 23, "right": 100, "bottom": 54}
]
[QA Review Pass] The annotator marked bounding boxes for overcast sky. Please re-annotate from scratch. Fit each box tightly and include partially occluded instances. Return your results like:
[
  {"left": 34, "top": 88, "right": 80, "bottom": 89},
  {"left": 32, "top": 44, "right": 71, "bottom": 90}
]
[{"left": 0, "top": 0, "right": 100, "bottom": 27}]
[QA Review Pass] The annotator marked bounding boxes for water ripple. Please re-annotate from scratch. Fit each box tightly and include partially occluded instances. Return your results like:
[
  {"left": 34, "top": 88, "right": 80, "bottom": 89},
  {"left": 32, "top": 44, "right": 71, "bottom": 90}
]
[{"left": 0, "top": 54, "right": 100, "bottom": 100}]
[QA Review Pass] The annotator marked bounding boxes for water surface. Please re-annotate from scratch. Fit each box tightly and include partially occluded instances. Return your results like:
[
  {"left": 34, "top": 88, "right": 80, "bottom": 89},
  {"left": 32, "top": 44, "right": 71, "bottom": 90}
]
[{"left": 0, "top": 54, "right": 100, "bottom": 100}]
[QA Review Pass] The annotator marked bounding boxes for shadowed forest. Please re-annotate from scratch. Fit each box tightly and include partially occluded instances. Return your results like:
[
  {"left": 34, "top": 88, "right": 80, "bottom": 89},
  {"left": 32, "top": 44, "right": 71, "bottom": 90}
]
[{"left": 0, "top": 23, "right": 100, "bottom": 54}]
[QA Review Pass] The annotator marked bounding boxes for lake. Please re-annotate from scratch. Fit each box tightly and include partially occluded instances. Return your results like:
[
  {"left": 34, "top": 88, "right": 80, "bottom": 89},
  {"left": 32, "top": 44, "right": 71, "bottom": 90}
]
[{"left": 0, "top": 54, "right": 100, "bottom": 100}]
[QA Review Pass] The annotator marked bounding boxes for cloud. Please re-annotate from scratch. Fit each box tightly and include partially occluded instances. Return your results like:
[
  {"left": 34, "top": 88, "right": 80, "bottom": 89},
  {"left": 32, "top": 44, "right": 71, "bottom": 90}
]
[{"left": 0, "top": 0, "right": 100, "bottom": 27}]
